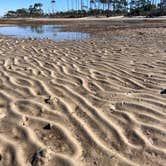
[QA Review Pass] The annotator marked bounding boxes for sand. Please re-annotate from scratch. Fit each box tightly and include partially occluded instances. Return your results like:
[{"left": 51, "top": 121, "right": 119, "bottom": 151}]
[{"left": 0, "top": 21, "right": 166, "bottom": 166}]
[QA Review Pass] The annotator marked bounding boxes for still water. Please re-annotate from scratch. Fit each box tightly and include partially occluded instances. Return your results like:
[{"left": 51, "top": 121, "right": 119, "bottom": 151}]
[{"left": 0, "top": 25, "right": 91, "bottom": 41}]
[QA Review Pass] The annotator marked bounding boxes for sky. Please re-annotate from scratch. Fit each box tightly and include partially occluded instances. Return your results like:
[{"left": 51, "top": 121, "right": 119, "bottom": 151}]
[{"left": 0, "top": 0, "right": 74, "bottom": 16}]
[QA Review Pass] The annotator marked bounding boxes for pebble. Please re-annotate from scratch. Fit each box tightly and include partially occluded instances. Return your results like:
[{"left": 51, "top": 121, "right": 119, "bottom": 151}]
[
  {"left": 43, "top": 123, "right": 52, "bottom": 130},
  {"left": 44, "top": 96, "right": 51, "bottom": 104},
  {"left": 160, "top": 89, "right": 166, "bottom": 94}
]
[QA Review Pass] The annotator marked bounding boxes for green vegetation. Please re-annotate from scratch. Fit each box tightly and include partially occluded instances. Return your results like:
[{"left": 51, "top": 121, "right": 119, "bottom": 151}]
[
  {"left": 4, "top": 3, "right": 44, "bottom": 17},
  {"left": 4, "top": 0, "right": 166, "bottom": 18}
]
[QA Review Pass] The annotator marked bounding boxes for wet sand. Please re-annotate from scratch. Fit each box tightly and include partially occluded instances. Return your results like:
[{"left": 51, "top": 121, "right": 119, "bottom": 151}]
[{"left": 0, "top": 20, "right": 166, "bottom": 166}]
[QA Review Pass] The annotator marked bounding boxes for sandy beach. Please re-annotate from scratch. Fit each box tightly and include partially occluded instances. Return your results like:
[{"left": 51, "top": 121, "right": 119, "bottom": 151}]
[{"left": 0, "top": 19, "right": 166, "bottom": 166}]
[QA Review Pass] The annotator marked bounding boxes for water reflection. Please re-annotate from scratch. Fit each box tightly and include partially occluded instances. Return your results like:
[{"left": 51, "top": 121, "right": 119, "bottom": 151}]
[
  {"left": 30, "top": 26, "right": 44, "bottom": 34},
  {"left": 18, "top": 26, "right": 44, "bottom": 34},
  {"left": 0, "top": 25, "right": 90, "bottom": 42}
]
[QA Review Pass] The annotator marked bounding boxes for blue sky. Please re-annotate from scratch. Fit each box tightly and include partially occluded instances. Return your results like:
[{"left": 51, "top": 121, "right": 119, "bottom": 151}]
[{"left": 0, "top": 0, "right": 76, "bottom": 16}]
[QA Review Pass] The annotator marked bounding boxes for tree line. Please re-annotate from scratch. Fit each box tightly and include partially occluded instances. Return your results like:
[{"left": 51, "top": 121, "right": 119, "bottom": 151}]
[
  {"left": 4, "top": 0, "right": 166, "bottom": 18},
  {"left": 5, "top": 3, "right": 44, "bottom": 17}
]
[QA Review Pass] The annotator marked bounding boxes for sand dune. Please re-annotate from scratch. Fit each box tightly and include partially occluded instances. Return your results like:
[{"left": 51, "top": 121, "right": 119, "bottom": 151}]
[{"left": 0, "top": 27, "right": 166, "bottom": 166}]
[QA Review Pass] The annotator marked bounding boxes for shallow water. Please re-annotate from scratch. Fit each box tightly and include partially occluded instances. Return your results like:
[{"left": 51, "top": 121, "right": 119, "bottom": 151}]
[{"left": 0, "top": 25, "right": 91, "bottom": 41}]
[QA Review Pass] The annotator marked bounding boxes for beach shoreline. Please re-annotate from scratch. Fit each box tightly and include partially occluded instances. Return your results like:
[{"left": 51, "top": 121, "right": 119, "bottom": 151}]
[{"left": 1, "top": 17, "right": 166, "bottom": 35}]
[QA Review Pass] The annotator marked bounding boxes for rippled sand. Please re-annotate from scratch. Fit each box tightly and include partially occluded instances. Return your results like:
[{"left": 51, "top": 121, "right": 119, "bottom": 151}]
[{"left": 0, "top": 27, "right": 166, "bottom": 166}]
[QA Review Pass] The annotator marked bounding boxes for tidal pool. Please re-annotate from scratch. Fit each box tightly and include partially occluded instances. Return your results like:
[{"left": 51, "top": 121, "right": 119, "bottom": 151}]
[{"left": 0, "top": 25, "right": 91, "bottom": 41}]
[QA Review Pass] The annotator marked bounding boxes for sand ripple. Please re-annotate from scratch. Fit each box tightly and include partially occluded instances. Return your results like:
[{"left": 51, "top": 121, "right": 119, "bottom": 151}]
[{"left": 0, "top": 28, "right": 166, "bottom": 166}]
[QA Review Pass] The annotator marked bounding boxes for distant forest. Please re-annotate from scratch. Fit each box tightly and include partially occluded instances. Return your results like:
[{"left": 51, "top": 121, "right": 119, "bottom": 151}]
[{"left": 4, "top": 0, "right": 166, "bottom": 18}]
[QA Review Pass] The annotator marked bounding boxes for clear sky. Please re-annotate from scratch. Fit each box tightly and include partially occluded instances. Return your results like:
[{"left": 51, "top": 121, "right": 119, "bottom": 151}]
[{"left": 0, "top": 0, "right": 80, "bottom": 16}]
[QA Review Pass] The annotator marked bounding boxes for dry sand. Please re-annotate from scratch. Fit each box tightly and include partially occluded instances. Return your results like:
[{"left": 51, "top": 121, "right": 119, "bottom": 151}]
[{"left": 0, "top": 21, "right": 166, "bottom": 166}]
